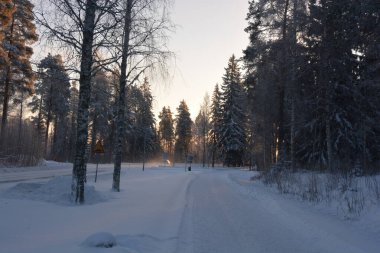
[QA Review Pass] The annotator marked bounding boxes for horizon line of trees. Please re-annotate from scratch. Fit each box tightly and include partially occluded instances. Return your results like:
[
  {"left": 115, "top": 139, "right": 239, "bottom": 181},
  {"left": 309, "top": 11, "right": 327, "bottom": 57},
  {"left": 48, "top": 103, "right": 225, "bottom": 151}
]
[{"left": 1, "top": 0, "right": 379, "bottom": 203}]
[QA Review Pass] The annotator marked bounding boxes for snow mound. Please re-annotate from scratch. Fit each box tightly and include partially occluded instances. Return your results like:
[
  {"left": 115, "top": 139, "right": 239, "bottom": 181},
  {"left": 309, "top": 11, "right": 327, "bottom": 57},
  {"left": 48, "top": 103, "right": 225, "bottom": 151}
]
[
  {"left": 3, "top": 176, "right": 107, "bottom": 205},
  {"left": 116, "top": 234, "right": 176, "bottom": 253},
  {"left": 82, "top": 232, "right": 117, "bottom": 248}
]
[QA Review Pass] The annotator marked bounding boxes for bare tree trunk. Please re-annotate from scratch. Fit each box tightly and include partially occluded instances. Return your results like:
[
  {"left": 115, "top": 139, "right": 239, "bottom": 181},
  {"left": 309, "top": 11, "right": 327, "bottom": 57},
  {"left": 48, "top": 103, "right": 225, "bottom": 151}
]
[
  {"left": 202, "top": 119, "right": 206, "bottom": 167},
  {"left": 113, "top": 0, "right": 133, "bottom": 192},
  {"left": 0, "top": 14, "right": 14, "bottom": 145},
  {"left": 290, "top": 0, "right": 299, "bottom": 171},
  {"left": 45, "top": 108, "right": 51, "bottom": 157},
  {"left": 142, "top": 131, "right": 146, "bottom": 171},
  {"left": 290, "top": 99, "right": 295, "bottom": 170},
  {"left": 277, "top": 0, "right": 290, "bottom": 164},
  {"left": 17, "top": 91, "right": 24, "bottom": 150},
  {"left": 325, "top": 101, "right": 333, "bottom": 171},
  {"left": 52, "top": 117, "right": 58, "bottom": 160},
  {"left": 1, "top": 66, "right": 11, "bottom": 144},
  {"left": 72, "top": 0, "right": 97, "bottom": 204},
  {"left": 37, "top": 96, "right": 44, "bottom": 154},
  {"left": 211, "top": 133, "right": 216, "bottom": 167},
  {"left": 91, "top": 114, "right": 97, "bottom": 162}
]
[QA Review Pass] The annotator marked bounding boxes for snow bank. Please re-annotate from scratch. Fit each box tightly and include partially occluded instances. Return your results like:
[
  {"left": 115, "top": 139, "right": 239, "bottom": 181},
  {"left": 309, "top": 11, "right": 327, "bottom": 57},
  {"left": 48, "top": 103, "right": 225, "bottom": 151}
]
[
  {"left": 82, "top": 232, "right": 117, "bottom": 248},
  {"left": 2, "top": 176, "right": 107, "bottom": 205}
]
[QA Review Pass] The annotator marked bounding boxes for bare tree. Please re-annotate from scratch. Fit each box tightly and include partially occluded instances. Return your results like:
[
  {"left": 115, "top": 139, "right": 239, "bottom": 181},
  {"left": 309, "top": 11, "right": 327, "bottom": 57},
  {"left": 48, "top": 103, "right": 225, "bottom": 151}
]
[
  {"left": 35, "top": 0, "right": 118, "bottom": 203},
  {"left": 110, "top": 0, "right": 173, "bottom": 191}
]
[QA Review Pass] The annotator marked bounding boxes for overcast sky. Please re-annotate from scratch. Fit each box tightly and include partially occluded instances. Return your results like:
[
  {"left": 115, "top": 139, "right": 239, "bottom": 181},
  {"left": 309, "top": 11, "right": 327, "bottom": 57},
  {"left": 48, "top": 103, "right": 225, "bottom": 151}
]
[{"left": 151, "top": 0, "right": 249, "bottom": 118}]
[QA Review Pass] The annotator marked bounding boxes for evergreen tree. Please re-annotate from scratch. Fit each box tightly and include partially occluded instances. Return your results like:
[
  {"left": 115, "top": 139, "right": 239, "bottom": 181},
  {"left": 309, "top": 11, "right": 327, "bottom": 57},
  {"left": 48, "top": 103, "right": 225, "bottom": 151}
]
[
  {"left": 220, "top": 55, "right": 246, "bottom": 167},
  {"left": 158, "top": 106, "right": 175, "bottom": 158},
  {"left": 355, "top": 0, "right": 380, "bottom": 170},
  {"left": 174, "top": 100, "right": 193, "bottom": 162},
  {"left": 1, "top": 0, "right": 38, "bottom": 141},
  {"left": 135, "top": 78, "right": 157, "bottom": 168},
  {"left": 295, "top": 0, "right": 363, "bottom": 170},
  {"left": 89, "top": 70, "right": 113, "bottom": 162},
  {"left": 193, "top": 94, "right": 210, "bottom": 166},
  {"left": 29, "top": 54, "right": 70, "bottom": 160},
  {"left": 243, "top": 0, "right": 380, "bottom": 172},
  {"left": 0, "top": 0, "right": 14, "bottom": 65},
  {"left": 210, "top": 84, "right": 223, "bottom": 167}
]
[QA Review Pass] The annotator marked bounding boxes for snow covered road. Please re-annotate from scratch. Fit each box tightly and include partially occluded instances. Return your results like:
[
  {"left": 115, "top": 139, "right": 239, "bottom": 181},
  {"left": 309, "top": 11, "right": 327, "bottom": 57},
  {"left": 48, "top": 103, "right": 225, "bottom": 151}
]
[
  {"left": 0, "top": 162, "right": 115, "bottom": 183},
  {"left": 0, "top": 165, "right": 379, "bottom": 253},
  {"left": 177, "top": 171, "right": 379, "bottom": 253}
]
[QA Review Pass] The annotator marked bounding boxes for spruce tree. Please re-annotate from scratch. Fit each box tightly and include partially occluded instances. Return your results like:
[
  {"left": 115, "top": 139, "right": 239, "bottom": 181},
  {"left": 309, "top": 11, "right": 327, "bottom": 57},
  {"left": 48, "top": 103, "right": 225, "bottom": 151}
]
[
  {"left": 29, "top": 54, "right": 70, "bottom": 160},
  {"left": 89, "top": 70, "right": 113, "bottom": 162},
  {"left": 220, "top": 55, "right": 246, "bottom": 167},
  {"left": 295, "top": 0, "right": 363, "bottom": 170},
  {"left": 158, "top": 106, "right": 175, "bottom": 158},
  {"left": 174, "top": 100, "right": 193, "bottom": 162},
  {"left": 210, "top": 84, "right": 223, "bottom": 167},
  {"left": 136, "top": 78, "right": 157, "bottom": 168}
]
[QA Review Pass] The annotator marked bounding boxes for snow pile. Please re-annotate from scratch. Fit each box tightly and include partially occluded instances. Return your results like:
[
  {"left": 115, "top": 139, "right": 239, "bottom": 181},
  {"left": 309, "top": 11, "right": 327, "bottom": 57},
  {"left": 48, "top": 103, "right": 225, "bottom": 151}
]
[
  {"left": 82, "top": 232, "right": 117, "bottom": 248},
  {"left": 81, "top": 232, "right": 177, "bottom": 252},
  {"left": 116, "top": 234, "right": 177, "bottom": 253},
  {"left": 2, "top": 176, "right": 107, "bottom": 205}
]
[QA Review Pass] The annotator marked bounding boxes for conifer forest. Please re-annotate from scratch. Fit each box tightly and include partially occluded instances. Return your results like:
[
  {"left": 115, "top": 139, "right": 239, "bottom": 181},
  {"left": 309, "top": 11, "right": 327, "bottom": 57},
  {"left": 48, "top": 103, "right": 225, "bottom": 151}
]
[{"left": 0, "top": 0, "right": 379, "bottom": 203}]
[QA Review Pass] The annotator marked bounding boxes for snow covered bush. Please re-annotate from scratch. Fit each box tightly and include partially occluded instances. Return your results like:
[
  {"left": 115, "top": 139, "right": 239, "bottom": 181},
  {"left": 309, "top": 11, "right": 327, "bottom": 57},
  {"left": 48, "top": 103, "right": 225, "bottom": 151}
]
[{"left": 261, "top": 168, "right": 380, "bottom": 218}]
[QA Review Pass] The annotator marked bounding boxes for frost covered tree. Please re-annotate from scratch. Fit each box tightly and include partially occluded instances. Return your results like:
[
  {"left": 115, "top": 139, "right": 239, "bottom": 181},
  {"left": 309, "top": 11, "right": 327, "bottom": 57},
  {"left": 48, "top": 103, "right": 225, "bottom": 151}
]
[
  {"left": 210, "top": 84, "right": 223, "bottom": 167},
  {"left": 0, "top": 0, "right": 37, "bottom": 143},
  {"left": 111, "top": 0, "right": 172, "bottom": 191},
  {"left": 174, "top": 100, "right": 193, "bottom": 162},
  {"left": 220, "top": 55, "right": 246, "bottom": 167},
  {"left": 134, "top": 78, "right": 157, "bottom": 169},
  {"left": 112, "top": 0, "right": 133, "bottom": 192},
  {"left": 67, "top": 84, "right": 79, "bottom": 162},
  {"left": 243, "top": 0, "right": 380, "bottom": 172},
  {"left": 243, "top": 0, "right": 308, "bottom": 168},
  {"left": 293, "top": 0, "right": 379, "bottom": 171},
  {"left": 158, "top": 106, "right": 174, "bottom": 157},
  {"left": 29, "top": 54, "right": 70, "bottom": 160},
  {"left": 194, "top": 94, "right": 210, "bottom": 166},
  {"left": 35, "top": 0, "right": 119, "bottom": 203},
  {"left": 89, "top": 70, "right": 113, "bottom": 162}
]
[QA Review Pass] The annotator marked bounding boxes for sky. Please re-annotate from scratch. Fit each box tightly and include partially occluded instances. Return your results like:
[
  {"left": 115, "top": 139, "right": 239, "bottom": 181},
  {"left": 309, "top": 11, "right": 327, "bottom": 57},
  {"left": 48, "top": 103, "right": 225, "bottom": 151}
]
[
  {"left": 151, "top": 0, "right": 250, "bottom": 119},
  {"left": 31, "top": 0, "right": 250, "bottom": 120}
]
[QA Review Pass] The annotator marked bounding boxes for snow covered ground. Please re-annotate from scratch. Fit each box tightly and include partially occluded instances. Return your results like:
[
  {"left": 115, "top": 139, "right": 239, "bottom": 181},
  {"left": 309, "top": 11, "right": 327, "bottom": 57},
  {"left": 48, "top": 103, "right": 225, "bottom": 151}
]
[{"left": 0, "top": 163, "right": 379, "bottom": 253}]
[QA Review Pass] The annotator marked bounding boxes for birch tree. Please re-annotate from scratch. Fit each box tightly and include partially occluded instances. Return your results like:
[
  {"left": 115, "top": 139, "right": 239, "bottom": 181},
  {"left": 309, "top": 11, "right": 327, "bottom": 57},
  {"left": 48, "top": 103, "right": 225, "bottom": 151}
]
[
  {"left": 111, "top": 0, "right": 172, "bottom": 191},
  {"left": 35, "top": 0, "right": 118, "bottom": 203}
]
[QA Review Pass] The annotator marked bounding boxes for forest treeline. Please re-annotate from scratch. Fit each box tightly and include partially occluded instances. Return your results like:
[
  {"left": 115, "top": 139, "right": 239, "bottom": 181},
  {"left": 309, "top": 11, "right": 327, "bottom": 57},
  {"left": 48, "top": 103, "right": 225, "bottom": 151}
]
[
  {"left": 169, "top": 0, "right": 380, "bottom": 174},
  {"left": 0, "top": 0, "right": 379, "bottom": 201}
]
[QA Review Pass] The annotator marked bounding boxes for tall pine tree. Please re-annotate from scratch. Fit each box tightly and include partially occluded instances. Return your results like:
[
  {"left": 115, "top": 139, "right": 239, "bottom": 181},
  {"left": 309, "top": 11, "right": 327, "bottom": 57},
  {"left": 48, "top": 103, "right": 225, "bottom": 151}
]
[
  {"left": 158, "top": 106, "right": 175, "bottom": 158},
  {"left": 1, "top": 0, "right": 37, "bottom": 142},
  {"left": 29, "top": 54, "right": 70, "bottom": 160},
  {"left": 210, "top": 84, "right": 223, "bottom": 167},
  {"left": 220, "top": 55, "right": 246, "bottom": 167},
  {"left": 174, "top": 100, "right": 193, "bottom": 162}
]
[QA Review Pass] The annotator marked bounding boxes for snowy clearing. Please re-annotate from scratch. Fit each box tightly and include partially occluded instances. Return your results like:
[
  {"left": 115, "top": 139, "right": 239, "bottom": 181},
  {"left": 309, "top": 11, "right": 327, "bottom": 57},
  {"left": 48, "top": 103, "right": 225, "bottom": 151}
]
[{"left": 0, "top": 163, "right": 379, "bottom": 253}]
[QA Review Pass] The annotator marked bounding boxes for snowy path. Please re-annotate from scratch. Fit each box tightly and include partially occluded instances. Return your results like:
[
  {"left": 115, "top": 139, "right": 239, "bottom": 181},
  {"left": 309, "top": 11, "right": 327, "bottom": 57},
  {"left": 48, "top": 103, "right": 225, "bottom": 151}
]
[
  {"left": 177, "top": 171, "right": 380, "bottom": 253},
  {"left": 0, "top": 165, "right": 379, "bottom": 253}
]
